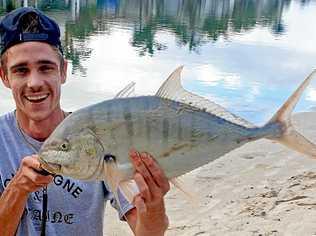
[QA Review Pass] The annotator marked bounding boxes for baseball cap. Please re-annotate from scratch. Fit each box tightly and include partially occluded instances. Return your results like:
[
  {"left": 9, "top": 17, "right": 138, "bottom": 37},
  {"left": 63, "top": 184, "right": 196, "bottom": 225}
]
[{"left": 0, "top": 7, "right": 63, "bottom": 55}]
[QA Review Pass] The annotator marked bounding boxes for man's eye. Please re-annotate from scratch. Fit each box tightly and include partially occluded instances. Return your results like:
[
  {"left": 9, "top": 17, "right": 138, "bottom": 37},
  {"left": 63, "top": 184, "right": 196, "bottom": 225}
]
[
  {"left": 40, "top": 66, "right": 54, "bottom": 72},
  {"left": 14, "top": 68, "right": 28, "bottom": 74}
]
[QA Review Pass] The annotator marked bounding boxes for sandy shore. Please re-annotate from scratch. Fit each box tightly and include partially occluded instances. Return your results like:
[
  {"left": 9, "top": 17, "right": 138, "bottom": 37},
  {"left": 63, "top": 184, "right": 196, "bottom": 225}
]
[{"left": 104, "top": 112, "right": 316, "bottom": 236}]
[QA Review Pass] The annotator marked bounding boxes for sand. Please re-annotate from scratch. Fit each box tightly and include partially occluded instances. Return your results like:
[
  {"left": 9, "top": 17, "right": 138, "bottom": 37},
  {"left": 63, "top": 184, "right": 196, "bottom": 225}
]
[{"left": 104, "top": 112, "right": 316, "bottom": 236}]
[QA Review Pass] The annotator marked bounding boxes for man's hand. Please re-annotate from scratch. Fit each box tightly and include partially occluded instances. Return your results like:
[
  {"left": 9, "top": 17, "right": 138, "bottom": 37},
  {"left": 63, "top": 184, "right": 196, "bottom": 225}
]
[
  {"left": 0, "top": 155, "right": 53, "bottom": 235},
  {"left": 126, "top": 149, "right": 170, "bottom": 236},
  {"left": 10, "top": 155, "right": 53, "bottom": 193}
]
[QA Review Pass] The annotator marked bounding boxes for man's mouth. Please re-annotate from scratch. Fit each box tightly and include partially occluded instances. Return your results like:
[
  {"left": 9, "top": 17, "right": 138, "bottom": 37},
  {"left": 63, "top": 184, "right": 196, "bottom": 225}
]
[{"left": 24, "top": 94, "right": 49, "bottom": 103}]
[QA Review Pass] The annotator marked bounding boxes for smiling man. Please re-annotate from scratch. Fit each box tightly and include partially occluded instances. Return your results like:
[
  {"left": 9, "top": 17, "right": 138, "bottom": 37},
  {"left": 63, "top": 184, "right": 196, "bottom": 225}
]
[{"left": 0, "top": 7, "right": 169, "bottom": 236}]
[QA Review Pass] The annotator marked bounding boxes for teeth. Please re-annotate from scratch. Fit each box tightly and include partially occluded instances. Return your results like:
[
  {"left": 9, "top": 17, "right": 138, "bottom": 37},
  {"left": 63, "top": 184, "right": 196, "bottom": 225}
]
[{"left": 25, "top": 94, "right": 48, "bottom": 101}]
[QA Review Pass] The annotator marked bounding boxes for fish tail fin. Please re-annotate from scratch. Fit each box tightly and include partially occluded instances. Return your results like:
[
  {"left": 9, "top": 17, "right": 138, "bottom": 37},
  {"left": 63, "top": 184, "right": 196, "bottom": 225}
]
[{"left": 266, "top": 70, "right": 316, "bottom": 158}]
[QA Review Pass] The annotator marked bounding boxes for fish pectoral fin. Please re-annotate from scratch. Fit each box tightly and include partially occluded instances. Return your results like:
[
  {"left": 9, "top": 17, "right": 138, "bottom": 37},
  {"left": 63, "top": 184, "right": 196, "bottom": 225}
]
[
  {"left": 103, "top": 158, "right": 138, "bottom": 205},
  {"left": 156, "top": 66, "right": 254, "bottom": 128},
  {"left": 103, "top": 158, "right": 123, "bottom": 201},
  {"left": 118, "top": 180, "right": 140, "bottom": 204},
  {"left": 115, "top": 81, "right": 136, "bottom": 98}
]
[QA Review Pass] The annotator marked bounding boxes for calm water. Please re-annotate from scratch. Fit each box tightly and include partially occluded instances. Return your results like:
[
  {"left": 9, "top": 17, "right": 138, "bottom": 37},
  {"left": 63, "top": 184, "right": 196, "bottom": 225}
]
[{"left": 0, "top": 0, "right": 316, "bottom": 125}]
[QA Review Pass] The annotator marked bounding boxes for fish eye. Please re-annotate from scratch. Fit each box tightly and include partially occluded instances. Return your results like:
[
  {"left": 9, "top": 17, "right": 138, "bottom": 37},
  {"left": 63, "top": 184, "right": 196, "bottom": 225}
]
[{"left": 60, "top": 142, "right": 70, "bottom": 151}]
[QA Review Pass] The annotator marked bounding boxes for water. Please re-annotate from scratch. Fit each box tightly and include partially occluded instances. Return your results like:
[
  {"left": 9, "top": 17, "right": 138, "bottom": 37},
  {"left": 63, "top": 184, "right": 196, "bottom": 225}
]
[{"left": 0, "top": 0, "right": 316, "bottom": 125}]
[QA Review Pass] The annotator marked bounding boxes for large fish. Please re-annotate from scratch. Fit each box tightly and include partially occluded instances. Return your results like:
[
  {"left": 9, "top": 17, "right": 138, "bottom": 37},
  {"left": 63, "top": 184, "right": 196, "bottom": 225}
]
[{"left": 38, "top": 67, "right": 316, "bottom": 202}]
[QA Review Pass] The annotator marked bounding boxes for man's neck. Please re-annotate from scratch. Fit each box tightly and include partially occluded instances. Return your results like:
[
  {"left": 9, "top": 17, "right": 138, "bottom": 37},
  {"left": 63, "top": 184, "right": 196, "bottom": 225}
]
[{"left": 15, "top": 109, "right": 65, "bottom": 141}]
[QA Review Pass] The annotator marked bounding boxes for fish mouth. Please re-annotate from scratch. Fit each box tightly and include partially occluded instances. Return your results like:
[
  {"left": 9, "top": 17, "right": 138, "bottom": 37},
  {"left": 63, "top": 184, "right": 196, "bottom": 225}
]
[{"left": 39, "top": 158, "right": 61, "bottom": 174}]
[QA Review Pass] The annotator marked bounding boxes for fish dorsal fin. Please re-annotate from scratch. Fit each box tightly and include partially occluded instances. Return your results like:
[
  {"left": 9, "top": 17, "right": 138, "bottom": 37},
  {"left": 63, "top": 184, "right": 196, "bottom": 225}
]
[
  {"left": 115, "top": 81, "right": 136, "bottom": 98},
  {"left": 156, "top": 66, "right": 255, "bottom": 128}
]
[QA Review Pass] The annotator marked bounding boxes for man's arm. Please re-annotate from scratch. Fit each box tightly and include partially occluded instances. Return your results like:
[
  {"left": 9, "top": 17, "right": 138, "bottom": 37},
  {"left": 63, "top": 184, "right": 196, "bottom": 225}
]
[
  {"left": 125, "top": 150, "right": 170, "bottom": 236},
  {"left": 0, "top": 155, "right": 53, "bottom": 236}
]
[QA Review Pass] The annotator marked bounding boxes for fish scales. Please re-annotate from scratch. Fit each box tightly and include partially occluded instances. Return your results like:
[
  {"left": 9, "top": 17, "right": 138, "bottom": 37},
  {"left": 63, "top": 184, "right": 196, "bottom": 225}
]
[
  {"left": 39, "top": 67, "right": 316, "bottom": 202},
  {"left": 52, "top": 96, "right": 279, "bottom": 180}
]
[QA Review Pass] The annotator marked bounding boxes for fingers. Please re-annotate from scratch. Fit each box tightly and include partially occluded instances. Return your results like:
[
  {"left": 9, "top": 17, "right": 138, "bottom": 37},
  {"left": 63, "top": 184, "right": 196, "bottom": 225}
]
[
  {"left": 141, "top": 152, "right": 170, "bottom": 195},
  {"left": 134, "top": 172, "right": 152, "bottom": 201},
  {"left": 133, "top": 194, "right": 147, "bottom": 214},
  {"left": 129, "top": 149, "right": 170, "bottom": 234},
  {"left": 129, "top": 149, "right": 170, "bottom": 202},
  {"left": 130, "top": 150, "right": 170, "bottom": 195},
  {"left": 21, "top": 155, "right": 41, "bottom": 170},
  {"left": 130, "top": 150, "right": 158, "bottom": 187},
  {"left": 22, "top": 155, "right": 53, "bottom": 181},
  {"left": 130, "top": 150, "right": 157, "bottom": 202},
  {"left": 15, "top": 155, "right": 53, "bottom": 192}
]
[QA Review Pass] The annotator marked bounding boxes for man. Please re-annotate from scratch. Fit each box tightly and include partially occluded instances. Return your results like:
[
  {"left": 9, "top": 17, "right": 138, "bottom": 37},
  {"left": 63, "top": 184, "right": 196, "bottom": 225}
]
[{"left": 0, "top": 7, "right": 169, "bottom": 236}]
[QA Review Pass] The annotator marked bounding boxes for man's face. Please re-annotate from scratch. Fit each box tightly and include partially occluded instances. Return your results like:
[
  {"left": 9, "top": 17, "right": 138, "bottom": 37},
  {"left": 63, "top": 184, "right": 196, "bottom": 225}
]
[{"left": 0, "top": 41, "right": 67, "bottom": 121}]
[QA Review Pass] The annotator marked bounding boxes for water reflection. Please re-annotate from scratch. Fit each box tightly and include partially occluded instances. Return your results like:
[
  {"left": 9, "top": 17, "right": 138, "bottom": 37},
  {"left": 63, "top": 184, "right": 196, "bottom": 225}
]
[
  {"left": 0, "top": 0, "right": 310, "bottom": 70},
  {"left": 0, "top": 0, "right": 315, "bottom": 124}
]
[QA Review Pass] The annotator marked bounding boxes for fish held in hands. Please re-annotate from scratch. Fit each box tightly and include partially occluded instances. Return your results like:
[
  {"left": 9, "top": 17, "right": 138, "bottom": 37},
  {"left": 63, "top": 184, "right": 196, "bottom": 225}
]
[{"left": 38, "top": 67, "right": 316, "bottom": 202}]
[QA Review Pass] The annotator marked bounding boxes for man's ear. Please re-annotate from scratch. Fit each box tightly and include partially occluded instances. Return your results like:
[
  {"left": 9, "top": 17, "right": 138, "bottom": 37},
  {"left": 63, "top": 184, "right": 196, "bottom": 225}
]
[
  {"left": 61, "top": 59, "right": 68, "bottom": 84},
  {"left": 0, "top": 66, "right": 11, "bottom": 89}
]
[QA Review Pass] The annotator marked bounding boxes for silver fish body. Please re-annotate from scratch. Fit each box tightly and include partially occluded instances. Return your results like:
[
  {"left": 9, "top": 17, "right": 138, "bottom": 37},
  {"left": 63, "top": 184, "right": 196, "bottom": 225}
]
[
  {"left": 39, "top": 67, "right": 316, "bottom": 191},
  {"left": 40, "top": 95, "right": 281, "bottom": 181}
]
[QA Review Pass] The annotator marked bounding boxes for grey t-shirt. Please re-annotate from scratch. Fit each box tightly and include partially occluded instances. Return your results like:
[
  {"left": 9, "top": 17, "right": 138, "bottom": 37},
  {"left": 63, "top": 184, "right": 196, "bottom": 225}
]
[{"left": 0, "top": 111, "right": 134, "bottom": 235}]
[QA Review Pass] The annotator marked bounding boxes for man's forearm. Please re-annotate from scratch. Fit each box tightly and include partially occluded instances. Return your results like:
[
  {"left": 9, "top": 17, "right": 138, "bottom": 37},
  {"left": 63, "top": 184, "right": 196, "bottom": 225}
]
[
  {"left": 0, "top": 183, "right": 29, "bottom": 236},
  {"left": 136, "top": 210, "right": 169, "bottom": 236},
  {"left": 0, "top": 156, "right": 53, "bottom": 236},
  {"left": 136, "top": 216, "right": 168, "bottom": 236}
]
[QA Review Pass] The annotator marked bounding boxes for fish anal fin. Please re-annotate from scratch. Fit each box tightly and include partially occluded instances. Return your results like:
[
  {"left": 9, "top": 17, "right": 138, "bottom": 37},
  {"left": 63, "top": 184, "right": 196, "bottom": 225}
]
[{"left": 170, "top": 178, "right": 198, "bottom": 205}]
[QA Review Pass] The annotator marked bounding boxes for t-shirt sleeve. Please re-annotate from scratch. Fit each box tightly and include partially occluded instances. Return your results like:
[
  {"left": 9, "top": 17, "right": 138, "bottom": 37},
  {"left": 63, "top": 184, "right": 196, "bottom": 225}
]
[{"left": 103, "top": 182, "right": 135, "bottom": 220}]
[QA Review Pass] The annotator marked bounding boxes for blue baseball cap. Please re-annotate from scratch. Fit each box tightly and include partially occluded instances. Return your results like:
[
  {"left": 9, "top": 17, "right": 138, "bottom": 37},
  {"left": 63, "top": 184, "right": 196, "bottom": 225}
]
[{"left": 0, "top": 7, "right": 63, "bottom": 55}]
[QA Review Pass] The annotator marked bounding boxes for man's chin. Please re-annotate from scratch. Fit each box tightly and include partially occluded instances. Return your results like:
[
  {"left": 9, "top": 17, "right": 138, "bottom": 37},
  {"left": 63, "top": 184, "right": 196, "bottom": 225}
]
[{"left": 22, "top": 109, "right": 53, "bottom": 122}]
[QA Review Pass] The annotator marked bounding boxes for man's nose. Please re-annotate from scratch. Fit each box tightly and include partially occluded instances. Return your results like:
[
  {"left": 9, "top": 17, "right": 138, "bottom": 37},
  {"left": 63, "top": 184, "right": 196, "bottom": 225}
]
[{"left": 27, "top": 72, "right": 44, "bottom": 90}]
